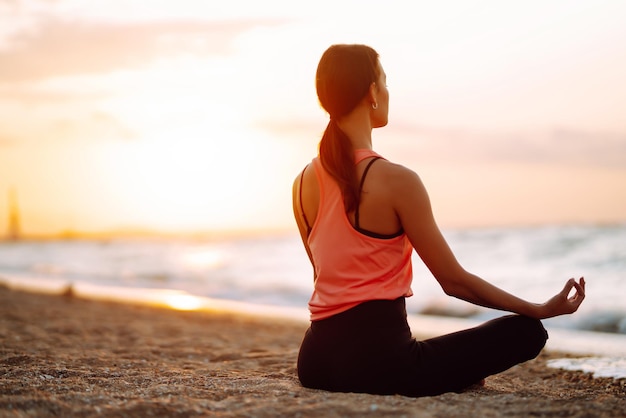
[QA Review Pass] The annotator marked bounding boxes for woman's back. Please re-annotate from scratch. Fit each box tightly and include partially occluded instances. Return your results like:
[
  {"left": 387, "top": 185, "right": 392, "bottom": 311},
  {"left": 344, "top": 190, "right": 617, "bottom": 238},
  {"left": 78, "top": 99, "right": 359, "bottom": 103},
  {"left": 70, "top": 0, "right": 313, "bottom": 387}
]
[
  {"left": 298, "top": 150, "right": 414, "bottom": 321},
  {"left": 298, "top": 154, "right": 405, "bottom": 239}
]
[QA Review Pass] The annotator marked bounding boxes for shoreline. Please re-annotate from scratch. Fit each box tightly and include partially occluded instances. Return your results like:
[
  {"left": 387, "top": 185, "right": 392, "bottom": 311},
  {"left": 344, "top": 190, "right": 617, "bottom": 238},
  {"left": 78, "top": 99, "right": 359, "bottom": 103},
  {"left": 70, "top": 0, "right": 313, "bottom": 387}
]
[
  {"left": 2, "top": 274, "right": 626, "bottom": 358},
  {"left": 1, "top": 286, "right": 625, "bottom": 417}
]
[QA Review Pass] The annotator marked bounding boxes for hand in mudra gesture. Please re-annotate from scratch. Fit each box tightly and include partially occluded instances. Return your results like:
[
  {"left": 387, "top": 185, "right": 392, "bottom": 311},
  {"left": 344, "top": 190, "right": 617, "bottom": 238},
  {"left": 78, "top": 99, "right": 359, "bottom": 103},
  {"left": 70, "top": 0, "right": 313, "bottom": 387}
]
[{"left": 539, "top": 277, "right": 586, "bottom": 319}]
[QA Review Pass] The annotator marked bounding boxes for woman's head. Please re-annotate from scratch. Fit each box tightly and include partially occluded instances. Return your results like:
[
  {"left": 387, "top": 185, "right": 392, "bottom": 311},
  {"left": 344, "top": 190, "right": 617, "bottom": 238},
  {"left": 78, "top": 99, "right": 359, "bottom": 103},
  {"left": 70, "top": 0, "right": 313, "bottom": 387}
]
[
  {"left": 315, "top": 44, "right": 388, "bottom": 213},
  {"left": 316, "top": 44, "right": 381, "bottom": 121}
]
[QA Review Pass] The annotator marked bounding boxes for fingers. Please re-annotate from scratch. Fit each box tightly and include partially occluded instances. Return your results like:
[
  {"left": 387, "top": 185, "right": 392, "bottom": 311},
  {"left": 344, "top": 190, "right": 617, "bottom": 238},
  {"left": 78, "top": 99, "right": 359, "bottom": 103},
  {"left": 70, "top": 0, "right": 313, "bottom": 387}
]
[
  {"left": 556, "top": 277, "right": 585, "bottom": 314},
  {"left": 567, "top": 277, "right": 586, "bottom": 311},
  {"left": 561, "top": 278, "right": 577, "bottom": 297},
  {"left": 546, "top": 277, "right": 586, "bottom": 318},
  {"left": 563, "top": 277, "right": 585, "bottom": 295},
  {"left": 573, "top": 276, "right": 585, "bottom": 297}
]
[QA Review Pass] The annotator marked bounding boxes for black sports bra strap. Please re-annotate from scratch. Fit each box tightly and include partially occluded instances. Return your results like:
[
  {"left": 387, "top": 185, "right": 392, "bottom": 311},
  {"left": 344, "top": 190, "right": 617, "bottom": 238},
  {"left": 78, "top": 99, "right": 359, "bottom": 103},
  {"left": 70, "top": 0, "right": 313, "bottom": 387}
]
[
  {"left": 354, "top": 157, "right": 381, "bottom": 229},
  {"left": 299, "top": 166, "right": 312, "bottom": 234}
]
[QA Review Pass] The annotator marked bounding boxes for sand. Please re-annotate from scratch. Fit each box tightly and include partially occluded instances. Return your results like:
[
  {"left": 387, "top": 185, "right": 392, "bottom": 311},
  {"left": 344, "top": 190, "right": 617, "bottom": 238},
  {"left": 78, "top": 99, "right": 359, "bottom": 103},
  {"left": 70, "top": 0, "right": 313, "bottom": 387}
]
[{"left": 0, "top": 286, "right": 624, "bottom": 418}]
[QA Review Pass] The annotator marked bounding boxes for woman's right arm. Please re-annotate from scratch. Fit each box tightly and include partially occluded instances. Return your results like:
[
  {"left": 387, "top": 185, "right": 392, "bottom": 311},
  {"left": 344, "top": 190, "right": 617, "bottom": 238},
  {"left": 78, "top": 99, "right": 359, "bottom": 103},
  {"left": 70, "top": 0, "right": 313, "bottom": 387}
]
[
  {"left": 386, "top": 163, "right": 585, "bottom": 320},
  {"left": 292, "top": 172, "right": 316, "bottom": 280}
]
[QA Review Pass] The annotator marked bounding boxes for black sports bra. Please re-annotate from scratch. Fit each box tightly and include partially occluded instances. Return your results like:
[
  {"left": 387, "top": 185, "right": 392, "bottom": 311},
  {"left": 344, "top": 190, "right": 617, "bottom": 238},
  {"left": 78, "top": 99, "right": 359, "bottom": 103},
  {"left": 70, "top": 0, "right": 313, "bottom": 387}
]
[{"left": 299, "top": 157, "right": 404, "bottom": 239}]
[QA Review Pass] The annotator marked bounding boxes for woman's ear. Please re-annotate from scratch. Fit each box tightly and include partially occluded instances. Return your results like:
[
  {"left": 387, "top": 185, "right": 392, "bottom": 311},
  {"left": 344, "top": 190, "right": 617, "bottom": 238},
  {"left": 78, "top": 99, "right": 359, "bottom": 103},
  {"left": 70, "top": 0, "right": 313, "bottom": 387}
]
[{"left": 368, "top": 82, "right": 378, "bottom": 106}]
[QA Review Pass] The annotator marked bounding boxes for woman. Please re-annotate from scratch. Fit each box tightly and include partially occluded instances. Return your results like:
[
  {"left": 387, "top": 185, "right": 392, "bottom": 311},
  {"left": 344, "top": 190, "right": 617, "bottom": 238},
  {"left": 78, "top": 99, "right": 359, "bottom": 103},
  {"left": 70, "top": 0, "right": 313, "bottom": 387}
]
[{"left": 292, "top": 44, "right": 586, "bottom": 397}]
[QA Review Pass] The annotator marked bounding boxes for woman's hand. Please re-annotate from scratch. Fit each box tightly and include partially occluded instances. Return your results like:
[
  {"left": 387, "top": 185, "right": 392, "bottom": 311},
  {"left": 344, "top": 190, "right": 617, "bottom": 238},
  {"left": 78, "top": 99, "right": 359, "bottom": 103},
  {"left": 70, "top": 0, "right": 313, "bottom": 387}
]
[{"left": 537, "top": 277, "right": 586, "bottom": 319}]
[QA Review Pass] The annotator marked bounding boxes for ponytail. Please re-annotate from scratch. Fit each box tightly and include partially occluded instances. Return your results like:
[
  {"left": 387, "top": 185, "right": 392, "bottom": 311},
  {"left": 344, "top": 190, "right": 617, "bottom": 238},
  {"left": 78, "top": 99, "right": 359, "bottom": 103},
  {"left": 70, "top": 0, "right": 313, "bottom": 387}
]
[{"left": 319, "top": 119, "right": 359, "bottom": 212}]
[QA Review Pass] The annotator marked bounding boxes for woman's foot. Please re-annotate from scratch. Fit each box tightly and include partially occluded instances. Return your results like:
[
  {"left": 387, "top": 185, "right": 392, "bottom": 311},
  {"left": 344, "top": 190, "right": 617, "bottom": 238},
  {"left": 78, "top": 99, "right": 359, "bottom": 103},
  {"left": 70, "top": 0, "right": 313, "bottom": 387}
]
[{"left": 460, "top": 379, "right": 486, "bottom": 392}]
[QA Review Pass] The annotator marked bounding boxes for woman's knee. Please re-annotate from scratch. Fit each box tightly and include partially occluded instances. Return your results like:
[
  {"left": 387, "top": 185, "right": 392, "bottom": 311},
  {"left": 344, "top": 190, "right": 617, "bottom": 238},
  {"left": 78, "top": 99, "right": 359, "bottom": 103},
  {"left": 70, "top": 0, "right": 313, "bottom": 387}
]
[{"left": 513, "top": 315, "right": 548, "bottom": 359}]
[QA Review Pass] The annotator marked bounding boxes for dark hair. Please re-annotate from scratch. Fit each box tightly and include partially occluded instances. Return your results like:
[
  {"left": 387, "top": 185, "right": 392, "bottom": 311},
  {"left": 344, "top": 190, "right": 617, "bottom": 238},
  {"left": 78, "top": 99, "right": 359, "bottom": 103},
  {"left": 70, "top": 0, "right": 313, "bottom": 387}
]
[{"left": 316, "top": 44, "right": 380, "bottom": 213}]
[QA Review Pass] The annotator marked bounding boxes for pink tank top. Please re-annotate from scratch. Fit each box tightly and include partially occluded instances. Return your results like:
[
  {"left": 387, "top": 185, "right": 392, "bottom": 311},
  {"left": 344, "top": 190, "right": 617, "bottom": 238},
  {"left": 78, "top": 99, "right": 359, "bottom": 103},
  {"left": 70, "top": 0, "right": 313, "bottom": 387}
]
[{"left": 307, "top": 149, "right": 414, "bottom": 321}]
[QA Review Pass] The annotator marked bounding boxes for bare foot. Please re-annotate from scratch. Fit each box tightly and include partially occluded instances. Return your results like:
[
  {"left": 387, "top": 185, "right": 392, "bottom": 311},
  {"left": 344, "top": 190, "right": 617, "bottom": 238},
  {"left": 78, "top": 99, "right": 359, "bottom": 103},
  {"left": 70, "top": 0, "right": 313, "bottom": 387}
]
[{"left": 460, "top": 379, "right": 486, "bottom": 392}]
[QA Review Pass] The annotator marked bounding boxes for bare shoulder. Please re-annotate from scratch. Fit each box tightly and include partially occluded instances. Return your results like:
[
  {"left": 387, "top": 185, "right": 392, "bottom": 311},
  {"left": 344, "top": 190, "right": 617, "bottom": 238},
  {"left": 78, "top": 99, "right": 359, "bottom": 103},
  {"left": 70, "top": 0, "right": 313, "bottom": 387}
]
[
  {"left": 370, "top": 159, "right": 433, "bottom": 223},
  {"left": 375, "top": 159, "right": 425, "bottom": 193},
  {"left": 293, "top": 162, "right": 320, "bottom": 224},
  {"left": 292, "top": 163, "right": 315, "bottom": 192}
]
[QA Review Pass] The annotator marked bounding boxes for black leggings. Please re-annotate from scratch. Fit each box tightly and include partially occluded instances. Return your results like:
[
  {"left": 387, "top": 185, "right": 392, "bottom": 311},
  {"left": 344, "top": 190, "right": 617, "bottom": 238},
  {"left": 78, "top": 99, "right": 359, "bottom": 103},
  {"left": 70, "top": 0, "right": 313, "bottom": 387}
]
[{"left": 297, "top": 298, "right": 548, "bottom": 397}]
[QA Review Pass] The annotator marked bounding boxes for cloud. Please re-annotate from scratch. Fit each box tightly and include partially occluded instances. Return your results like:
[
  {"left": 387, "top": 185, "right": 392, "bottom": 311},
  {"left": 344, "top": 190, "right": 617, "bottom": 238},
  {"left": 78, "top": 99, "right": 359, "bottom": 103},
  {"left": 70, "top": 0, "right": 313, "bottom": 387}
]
[
  {"left": 547, "top": 129, "right": 626, "bottom": 168},
  {"left": 374, "top": 122, "right": 626, "bottom": 169},
  {"left": 253, "top": 117, "right": 325, "bottom": 138},
  {"left": 253, "top": 113, "right": 626, "bottom": 169},
  {"left": 0, "top": 85, "right": 106, "bottom": 106},
  {"left": 0, "top": 111, "right": 137, "bottom": 145},
  {"left": 49, "top": 111, "right": 138, "bottom": 142},
  {"left": 0, "top": 17, "right": 287, "bottom": 82}
]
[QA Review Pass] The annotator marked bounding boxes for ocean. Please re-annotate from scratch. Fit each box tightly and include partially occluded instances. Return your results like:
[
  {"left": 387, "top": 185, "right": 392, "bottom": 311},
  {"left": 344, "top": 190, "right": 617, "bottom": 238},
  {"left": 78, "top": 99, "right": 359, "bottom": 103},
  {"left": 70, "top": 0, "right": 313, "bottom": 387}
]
[{"left": 1, "top": 223, "right": 625, "bottom": 379}]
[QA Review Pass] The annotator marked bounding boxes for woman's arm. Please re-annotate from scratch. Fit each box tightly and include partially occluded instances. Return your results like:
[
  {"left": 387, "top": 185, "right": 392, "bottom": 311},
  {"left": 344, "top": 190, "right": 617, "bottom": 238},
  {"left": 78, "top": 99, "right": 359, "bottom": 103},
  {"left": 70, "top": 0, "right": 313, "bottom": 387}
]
[
  {"left": 292, "top": 172, "right": 316, "bottom": 280},
  {"left": 387, "top": 164, "right": 585, "bottom": 320}
]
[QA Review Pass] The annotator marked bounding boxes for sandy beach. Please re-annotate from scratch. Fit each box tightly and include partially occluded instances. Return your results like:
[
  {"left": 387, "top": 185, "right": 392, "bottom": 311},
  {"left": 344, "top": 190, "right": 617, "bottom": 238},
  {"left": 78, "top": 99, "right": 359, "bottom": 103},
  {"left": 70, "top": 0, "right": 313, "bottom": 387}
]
[{"left": 1, "top": 286, "right": 624, "bottom": 417}]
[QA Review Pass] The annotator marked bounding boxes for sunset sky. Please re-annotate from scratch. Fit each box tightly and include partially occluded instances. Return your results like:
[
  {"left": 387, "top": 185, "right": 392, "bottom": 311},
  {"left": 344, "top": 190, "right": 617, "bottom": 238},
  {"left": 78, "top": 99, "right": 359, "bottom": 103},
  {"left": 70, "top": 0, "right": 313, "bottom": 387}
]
[{"left": 1, "top": 0, "right": 625, "bottom": 236}]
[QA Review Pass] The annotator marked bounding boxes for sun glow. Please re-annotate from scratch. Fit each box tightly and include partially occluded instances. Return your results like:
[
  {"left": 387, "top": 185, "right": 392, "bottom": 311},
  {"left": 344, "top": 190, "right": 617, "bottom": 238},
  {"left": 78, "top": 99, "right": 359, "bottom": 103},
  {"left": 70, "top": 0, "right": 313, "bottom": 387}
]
[
  {"left": 97, "top": 126, "right": 278, "bottom": 231},
  {"left": 82, "top": 53, "right": 295, "bottom": 233},
  {"left": 162, "top": 292, "right": 204, "bottom": 311}
]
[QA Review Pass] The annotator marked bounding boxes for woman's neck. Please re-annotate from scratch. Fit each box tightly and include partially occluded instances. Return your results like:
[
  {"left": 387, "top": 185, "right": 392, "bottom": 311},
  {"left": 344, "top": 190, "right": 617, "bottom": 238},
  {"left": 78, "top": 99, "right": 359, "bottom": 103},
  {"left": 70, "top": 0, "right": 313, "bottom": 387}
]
[{"left": 336, "top": 105, "right": 373, "bottom": 150}]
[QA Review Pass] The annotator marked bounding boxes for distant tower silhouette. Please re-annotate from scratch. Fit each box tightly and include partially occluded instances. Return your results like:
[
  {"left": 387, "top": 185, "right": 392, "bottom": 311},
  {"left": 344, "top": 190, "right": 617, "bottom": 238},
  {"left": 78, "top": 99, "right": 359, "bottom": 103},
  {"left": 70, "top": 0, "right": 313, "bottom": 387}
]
[{"left": 8, "top": 188, "right": 20, "bottom": 241}]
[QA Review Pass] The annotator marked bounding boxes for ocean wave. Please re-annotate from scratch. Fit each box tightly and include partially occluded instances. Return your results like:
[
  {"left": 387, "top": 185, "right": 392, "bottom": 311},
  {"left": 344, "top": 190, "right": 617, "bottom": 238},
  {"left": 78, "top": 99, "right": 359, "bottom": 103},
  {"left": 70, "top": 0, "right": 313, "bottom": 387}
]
[{"left": 1, "top": 224, "right": 625, "bottom": 338}]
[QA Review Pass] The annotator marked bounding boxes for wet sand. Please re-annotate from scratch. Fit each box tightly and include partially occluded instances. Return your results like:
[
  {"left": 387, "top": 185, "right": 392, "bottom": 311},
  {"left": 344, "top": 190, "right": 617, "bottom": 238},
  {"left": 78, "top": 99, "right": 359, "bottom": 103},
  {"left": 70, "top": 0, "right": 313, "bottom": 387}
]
[{"left": 1, "top": 286, "right": 624, "bottom": 417}]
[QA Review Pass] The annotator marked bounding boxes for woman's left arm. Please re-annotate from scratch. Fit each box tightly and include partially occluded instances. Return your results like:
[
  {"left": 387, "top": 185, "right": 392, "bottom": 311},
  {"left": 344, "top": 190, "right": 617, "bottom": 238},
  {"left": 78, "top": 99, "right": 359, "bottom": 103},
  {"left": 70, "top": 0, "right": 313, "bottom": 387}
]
[{"left": 387, "top": 163, "right": 585, "bottom": 319}]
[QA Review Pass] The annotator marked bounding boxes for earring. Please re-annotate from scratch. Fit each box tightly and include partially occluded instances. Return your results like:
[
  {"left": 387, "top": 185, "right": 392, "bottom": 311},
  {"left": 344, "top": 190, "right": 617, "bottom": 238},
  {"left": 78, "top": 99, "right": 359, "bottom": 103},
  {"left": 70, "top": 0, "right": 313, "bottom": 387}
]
[{"left": 372, "top": 102, "right": 378, "bottom": 110}]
